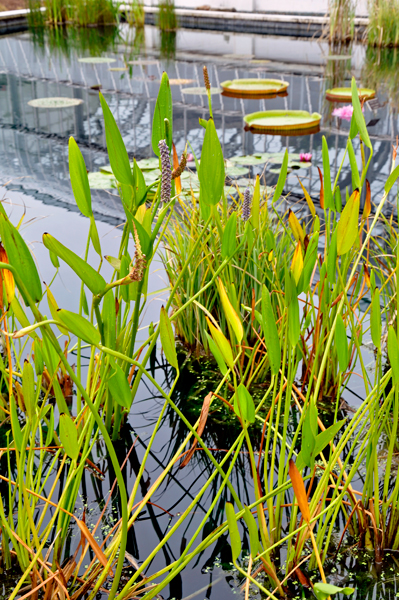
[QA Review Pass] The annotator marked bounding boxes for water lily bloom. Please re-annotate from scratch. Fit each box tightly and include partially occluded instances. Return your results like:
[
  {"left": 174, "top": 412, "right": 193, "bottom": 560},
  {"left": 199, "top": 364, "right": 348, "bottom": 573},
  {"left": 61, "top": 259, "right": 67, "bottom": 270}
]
[
  {"left": 299, "top": 153, "right": 312, "bottom": 162},
  {"left": 187, "top": 153, "right": 194, "bottom": 162},
  {"left": 332, "top": 104, "right": 364, "bottom": 121}
]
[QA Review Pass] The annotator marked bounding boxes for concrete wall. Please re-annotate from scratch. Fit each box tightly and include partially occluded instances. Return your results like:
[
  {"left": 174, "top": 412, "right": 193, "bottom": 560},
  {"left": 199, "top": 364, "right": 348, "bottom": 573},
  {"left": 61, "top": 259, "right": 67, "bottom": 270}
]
[{"left": 144, "top": 0, "right": 368, "bottom": 17}]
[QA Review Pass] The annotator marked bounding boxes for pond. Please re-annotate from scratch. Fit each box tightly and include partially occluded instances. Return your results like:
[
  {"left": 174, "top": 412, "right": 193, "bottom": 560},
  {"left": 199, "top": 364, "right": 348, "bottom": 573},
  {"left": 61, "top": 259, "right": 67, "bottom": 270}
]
[{"left": 1, "top": 21, "right": 399, "bottom": 600}]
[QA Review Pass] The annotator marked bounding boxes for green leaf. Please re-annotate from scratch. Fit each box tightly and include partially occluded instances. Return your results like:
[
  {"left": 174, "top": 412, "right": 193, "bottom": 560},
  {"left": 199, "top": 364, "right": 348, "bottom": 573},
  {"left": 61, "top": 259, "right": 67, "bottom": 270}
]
[
  {"left": 199, "top": 117, "right": 207, "bottom": 129},
  {"left": 57, "top": 309, "right": 101, "bottom": 346},
  {"left": 10, "top": 393, "right": 22, "bottom": 452},
  {"left": 108, "top": 358, "right": 131, "bottom": 408},
  {"left": 335, "top": 186, "right": 342, "bottom": 212},
  {"left": 133, "top": 159, "right": 147, "bottom": 208},
  {"left": 351, "top": 77, "right": 371, "bottom": 149},
  {"left": 207, "top": 318, "right": 234, "bottom": 370},
  {"left": 261, "top": 286, "right": 280, "bottom": 376},
  {"left": 217, "top": 279, "right": 243, "bottom": 343},
  {"left": 313, "top": 419, "right": 345, "bottom": 457},
  {"left": 33, "top": 339, "right": 43, "bottom": 375},
  {"left": 322, "top": 136, "right": 334, "bottom": 209},
  {"left": 152, "top": 72, "right": 173, "bottom": 155},
  {"left": 221, "top": 212, "right": 237, "bottom": 259},
  {"left": 335, "top": 315, "right": 349, "bottom": 373},
  {"left": 302, "top": 232, "right": 319, "bottom": 292},
  {"left": 251, "top": 175, "right": 261, "bottom": 229},
  {"left": 22, "top": 360, "right": 35, "bottom": 420},
  {"left": 288, "top": 276, "right": 300, "bottom": 347},
  {"left": 234, "top": 384, "right": 255, "bottom": 423},
  {"left": 59, "top": 413, "right": 79, "bottom": 461},
  {"left": 388, "top": 326, "right": 399, "bottom": 385},
  {"left": 336, "top": 190, "right": 360, "bottom": 256},
  {"left": 0, "top": 214, "right": 42, "bottom": 304},
  {"left": 371, "top": 289, "right": 381, "bottom": 350},
  {"left": 45, "top": 406, "right": 54, "bottom": 446},
  {"left": 90, "top": 216, "right": 101, "bottom": 257},
  {"left": 302, "top": 404, "right": 317, "bottom": 468},
  {"left": 68, "top": 137, "right": 92, "bottom": 217},
  {"left": 314, "top": 582, "right": 355, "bottom": 600},
  {"left": 99, "top": 92, "right": 133, "bottom": 185},
  {"left": 385, "top": 164, "right": 399, "bottom": 194},
  {"left": 102, "top": 290, "right": 116, "bottom": 350},
  {"left": 243, "top": 505, "right": 259, "bottom": 559},
  {"left": 347, "top": 139, "right": 360, "bottom": 190},
  {"left": 205, "top": 331, "right": 229, "bottom": 377},
  {"left": 272, "top": 149, "right": 288, "bottom": 203},
  {"left": 225, "top": 502, "right": 241, "bottom": 562},
  {"left": 327, "top": 230, "right": 337, "bottom": 284},
  {"left": 43, "top": 233, "right": 106, "bottom": 295},
  {"left": 160, "top": 306, "right": 178, "bottom": 369},
  {"left": 199, "top": 119, "right": 225, "bottom": 206}
]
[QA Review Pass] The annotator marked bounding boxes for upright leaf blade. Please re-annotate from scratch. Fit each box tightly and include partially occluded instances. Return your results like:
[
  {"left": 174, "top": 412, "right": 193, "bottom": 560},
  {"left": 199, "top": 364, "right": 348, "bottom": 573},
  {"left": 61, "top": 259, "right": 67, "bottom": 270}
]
[
  {"left": 288, "top": 459, "right": 310, "bottom": 523},
  {"left": 108, "top": 359, "right": 131, "bottom": 408},
  {"left": 68, "top": 137, "right": 92, "bottom": 217},
  {"left": 59, "top": 413, "right": 79, "bottom": 461},
  {"left": 371, "top": 289, "right": 381, "bottom": 350},
  {"left": 99, "top": 92, "right": 133, "bottom": 185},
  {"left": 336, "top": 189, "right": 360, "bottom": 256},
  {"left": 335, "top": 315, "right": 349, "bottom": 373},
  {"left": 351, "top": 77, "right": 371, "bottom": 149},
  {"left": 152, "top": 72, "right": 173, "bottom": 155},
  {"left": 261, "top": 286, "right": 280, "bottom": 376},
  {"left": 160, "top": 306, "right": 178, "bottom": 369},
  {"left": 199, "top": 119, "right": 225, "bottom": 206},
  {"left": 225, "top": 502, "right": 241, "bottom": 562}
]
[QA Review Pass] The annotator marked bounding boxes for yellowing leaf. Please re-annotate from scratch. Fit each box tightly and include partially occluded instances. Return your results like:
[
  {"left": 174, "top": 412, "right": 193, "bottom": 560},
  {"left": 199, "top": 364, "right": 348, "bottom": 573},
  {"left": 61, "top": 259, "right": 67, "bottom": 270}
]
[
  {"left": 289, "top": 459, "right": 310, "bottom": 523},
  {"left": 298, "top": 178, "right": 316, "bottom": 218},
  {"left": 362, "top": 179, "right": 371, "bottom": 219},
  {"left": 216, "top": 278, "right": 243, "bottom": 343},
  {"left": 172, "top": 143, "right": 182, "bottom": 195},
  {"left": 206, "top": 317, "right": 234, "bottom": 370},
  {"left": 291, "top": 241, "right": 304, "bottom": 285},
  {"left": 0, "top": 242, "right": 14, "bottom": 305},
  {"left": 288, "top": 210, "right": 305, "bottom": 243},
  {"left": 336, "top": 189, "right": 360, "bottom": 256}
]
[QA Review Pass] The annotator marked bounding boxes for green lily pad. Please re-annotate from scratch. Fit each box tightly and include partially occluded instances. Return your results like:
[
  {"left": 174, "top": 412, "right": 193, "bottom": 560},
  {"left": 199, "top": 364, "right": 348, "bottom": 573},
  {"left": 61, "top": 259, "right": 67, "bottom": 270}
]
[
  {"left": 229, "top": 153, "right": 270, "bottom": 165},
  {"left": 289, "top": 161, "right": 312, "bottom": 169},
  {"left": 221, "top": 78, "right": 288, "bottom": 97},
  {"left": 181, "top": 87, "right": 220, "bottom": 95},
  {"left": 244, "top": 110, "right": 322, "bottom": 132},
  {"left": 28, "top": 97, "right": 84, "bottom": 108},
  {"left": 109, "top": 67, "right": 128, "bottom": 71},
  {"left": 78, "top": 56, "right": 116, "bottom": 64},
  {"left": 225, "top": 166, "right": 249, "bottom": 178},
  {"left": 143, "top": 169, "right": 161, "bottom": 183},
  {"left": 270, "top": 167, "right": 293, "bottom": 174},
  {"left": 326, "top": 87, "right": 375, "bottom": 102},
  {"left": 136, "top": 158, "right": 160, "bottom": 170},
  {"left": 325, "top": 54, "right": 352, "bottom": 60},
  {"left": 88, "top": 172, "right": 116, "bottom": 189}
]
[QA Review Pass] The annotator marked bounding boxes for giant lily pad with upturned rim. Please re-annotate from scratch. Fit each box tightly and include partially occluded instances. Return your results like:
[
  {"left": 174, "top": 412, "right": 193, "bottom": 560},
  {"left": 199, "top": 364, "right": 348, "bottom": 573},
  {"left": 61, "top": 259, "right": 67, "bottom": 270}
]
[
  {"left": 326, "top": 87, "right": 376, "bottom": 102},
  {"left": 244, "top": 110, "right": 321, "bottom": 133},
  {"left": 28, "top": 97, "right": 84, "bottom": 108},
  {"left": 221, "top": 78, "right": 289, "bottom": 98}
]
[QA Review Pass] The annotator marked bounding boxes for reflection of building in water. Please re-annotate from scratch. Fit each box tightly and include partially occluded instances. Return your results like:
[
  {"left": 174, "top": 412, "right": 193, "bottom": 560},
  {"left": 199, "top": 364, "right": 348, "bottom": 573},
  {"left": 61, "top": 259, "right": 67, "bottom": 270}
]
[{"left": 0, "top": 25, "right": 396, "bottom": 219}]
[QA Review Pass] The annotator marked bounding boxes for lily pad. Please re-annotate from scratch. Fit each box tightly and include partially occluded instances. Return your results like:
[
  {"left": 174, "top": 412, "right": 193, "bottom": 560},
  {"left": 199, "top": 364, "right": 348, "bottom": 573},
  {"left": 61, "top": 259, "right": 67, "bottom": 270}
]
[
  {"left": 143, "top": 169, "right": 161, "bottom": 183},
  {"left": 244, "top": 110, "right": 321, "bottom": 133},
  {"left": 325, "top": 54, "right": 352, "bottom": 60},
  {"left": 88, "top": 172, "right": 116, "bottom": 189},
  {"left": 136, "top": 158, "right": 160, "bottom": 170},
  {"left": 78, "top": 57, "right": 116, "bottom": 64},
  {"left": 168, "top": 78, "right": 195, "bottom": 85},
  {"left": 28, "top": 97, "right": 84, "bottom": 108},
  {"left": 268, "top": 153, "right": 301, "bottom": 164},
  {"left": 326, "top": 87, "right": 375, "bottom": 102},
  {"left": 109, "top": 67, "right": 128, "bottom": 71},
  {"left": 229, "top": 153, "right": 270, "bottom": 165},
  {"left": 225, "top": 166, "right": 249, "bottom": 178},
  {"left": 181, "top": 87, "right": 220, "bottom": 95},
  {"left": 289, "top": 161, "right": 312, "bottom": 169},
  {"left": 221, "top": 78, "right": 289, "bottom": 98}
]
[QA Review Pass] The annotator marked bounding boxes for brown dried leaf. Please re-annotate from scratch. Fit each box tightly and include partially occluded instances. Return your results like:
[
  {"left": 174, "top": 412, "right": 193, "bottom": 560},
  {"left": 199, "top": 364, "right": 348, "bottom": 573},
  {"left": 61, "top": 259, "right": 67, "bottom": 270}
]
[
  {"left": 288, "top": 459, "right": 310, "bottom": 523},
  {"left": 317, "top": 167, "right": 324, "bottom": 209},
  {"left": 76, "top": 520, "right": 113, "bottom": 576},
  {"left": 180, "top": 392, "right": 212, "bottom": 468}
]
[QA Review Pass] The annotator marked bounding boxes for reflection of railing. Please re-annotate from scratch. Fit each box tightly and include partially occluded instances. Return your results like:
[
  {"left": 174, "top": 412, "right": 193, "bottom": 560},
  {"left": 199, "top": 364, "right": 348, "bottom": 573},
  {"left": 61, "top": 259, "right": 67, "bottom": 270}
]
[{"left": 0, "top": 31, "right": 396, "bottom": 214}]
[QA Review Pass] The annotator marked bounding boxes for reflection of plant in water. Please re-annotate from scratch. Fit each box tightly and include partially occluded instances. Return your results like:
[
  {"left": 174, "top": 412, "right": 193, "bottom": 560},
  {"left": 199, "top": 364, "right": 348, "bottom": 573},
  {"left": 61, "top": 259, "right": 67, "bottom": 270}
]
[
  {"left": 322, "top": 44, "right": 353, "bottom": 120},
  {"left": 367, "top": 0, "right": 399, "bottom": 47},
  {"left": 28, "top": 0, "right": 118, "bottom": 27},
  {"left": 30, "top": 24, "right": 120, "bottom": 59},
  {"left": 160, "top": 29, "right": 176, "bottom": 60},
  {"left": 362, "top": 46, "right": 399, "bottom": 107},
  {"left": 127, "top": 0, "right": 145, "bottom": 27}
]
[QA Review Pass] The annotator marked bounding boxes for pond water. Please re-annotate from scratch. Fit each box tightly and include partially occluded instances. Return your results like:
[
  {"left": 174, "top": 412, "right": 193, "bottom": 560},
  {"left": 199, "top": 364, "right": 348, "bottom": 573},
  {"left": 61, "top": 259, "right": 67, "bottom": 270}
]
[{"left": 1, "top": 22, "right": 399, "bottom": 600}]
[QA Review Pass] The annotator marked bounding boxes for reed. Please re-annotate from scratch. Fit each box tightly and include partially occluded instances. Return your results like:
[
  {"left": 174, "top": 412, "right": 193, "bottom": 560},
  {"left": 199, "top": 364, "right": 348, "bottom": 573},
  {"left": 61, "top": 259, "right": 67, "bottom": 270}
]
[{"left": 367, "top": 0, "right": 399, "bottom": 47}]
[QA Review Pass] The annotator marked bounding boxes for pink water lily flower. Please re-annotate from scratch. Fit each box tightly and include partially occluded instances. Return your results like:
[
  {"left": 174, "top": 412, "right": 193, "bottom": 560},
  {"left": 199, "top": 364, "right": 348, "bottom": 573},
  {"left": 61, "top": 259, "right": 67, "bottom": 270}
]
[
  {"left": 299, "top": 153, "right": 312, "bottom": 163},
  {"left": 187, "top": 153, "right": 194, "bottom": 162},
  {"left": 332, "top": 104, "right": 364, "bottom": 121}
]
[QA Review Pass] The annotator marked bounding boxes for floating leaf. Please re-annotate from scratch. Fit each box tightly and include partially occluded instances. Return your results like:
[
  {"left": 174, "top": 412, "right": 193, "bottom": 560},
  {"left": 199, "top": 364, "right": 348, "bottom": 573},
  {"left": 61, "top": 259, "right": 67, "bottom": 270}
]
[
  {"left": 181, "top": 87, "right": 220, "bottom": 95},
  {"left": 28, "top": 97, "right": 83, "bottom": 108},
  {"left": 78, "top": 56, "right": 116, "bottom": 63}
]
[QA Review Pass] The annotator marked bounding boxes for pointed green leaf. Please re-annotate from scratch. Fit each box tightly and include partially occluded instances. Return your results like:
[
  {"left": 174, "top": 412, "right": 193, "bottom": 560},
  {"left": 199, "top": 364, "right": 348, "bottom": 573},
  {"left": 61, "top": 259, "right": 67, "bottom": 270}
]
[
  {"left": 221, "top": 212, "right": 237, "bottom": 259},
  {"left": 371, "top": 289, "right": 381, "bottom": 350},
  {"left": 336, "top": 190, "right": 360, "bottom": 256},
  {"left": 10, "top": 393, "right": 22, "bottom": 452},
  {"left": 0, "top": 214, "right": 42, "bottom": 304},
  {"left": 160, "top": 306, "right": 178, "bottom": 369},
  {"left": 108, "top": 358, "right": 131, "bottom": 408},
  {"left": 205, "top": 331, "right": 228, "bottom": 377},
  {"left": 99, "top": 92, "right": 133, "bottom": 185},
  {"left": 234, "top": 384, "right": 255, "bottom": 423},
  {"left": 251, "top": 175, "right": 261, "bottom": 229},
  {"left": 68, "top": 137, "right": 92, "bottom": 217},
  {"left": 261, "top": 286, "right": 280, "bottom": 376},
  {"left": 322, "top": 136, "right": 334, "bottom": 209},
  {"left": 351, "top": 77, "right": 371, "bottom": 149},
  {"left": 385, "top": 164, "right": 399, "bottom": 194},
  {"left": 272, "top": 149, "right": 288, "bottom": 203},
  {"left": 43, "top": 233, "right": 106, "bottom": 295},
  {"left": 335, "top": 315, "right": 349, "bottom": 373},
  {"left": 243, "top": 505, "right": 259, "bottom": 559},
  {"left": 225, "top": 502, "right": 241, "bottom": 562},
  {"left": 22, "top": 360, "right": 35, "bottom": 420},
  {"left": 57, "top": 309, "right": 101, "bottom": 346},
  {"left": 388, "top": 326, "right": 399, "bottom": 385},
  {"left": 199, "top": 119, "right": 225, "bottom": 206},
  {"left": 152, "top": 72, "right": 173, "bottom": 155},
  {"left": 59, "top": 413, "right": 79, "bottom": 461},
  {"left": 313, "top": 420, "right": 345, "bottom": 457}
]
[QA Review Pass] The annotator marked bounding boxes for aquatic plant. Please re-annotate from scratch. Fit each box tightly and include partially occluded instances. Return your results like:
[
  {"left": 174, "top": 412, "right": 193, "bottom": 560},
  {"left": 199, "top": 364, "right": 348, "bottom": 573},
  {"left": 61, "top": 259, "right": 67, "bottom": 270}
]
[
  {"left": 28, "top": 0, "right": 118, "bottom": 28},
  {"left": 157, "top": 0, "right": 178, "bottom": 31},
  {"left": 367, "top": 0, "right": 399, "bottom": 46},
  {"left": 328, "top": 0, "right": 356, "bottom": 42}
]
